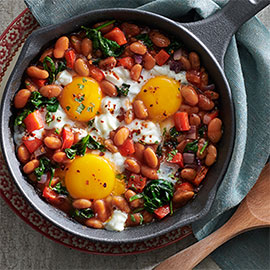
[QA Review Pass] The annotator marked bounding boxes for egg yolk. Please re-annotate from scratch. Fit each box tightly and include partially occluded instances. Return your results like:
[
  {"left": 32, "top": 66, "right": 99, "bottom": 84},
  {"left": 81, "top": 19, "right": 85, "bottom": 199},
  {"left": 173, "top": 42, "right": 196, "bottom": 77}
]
[
  {"left": 136, "top": 76, "right": 182, "bottom": 121},
  {"left": 60, "top": 76, "right": 101, "bottom": 121},
  {"left": 65, "top": 154, "right": 115, "bottom": 199}
]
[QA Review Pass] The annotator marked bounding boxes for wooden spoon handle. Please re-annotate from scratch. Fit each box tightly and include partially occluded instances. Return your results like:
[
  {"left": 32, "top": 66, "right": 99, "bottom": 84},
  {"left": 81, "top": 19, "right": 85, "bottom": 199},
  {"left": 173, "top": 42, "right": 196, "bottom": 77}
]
[{"left": 155, "top": 216, "right": 267, "bottom": 270}]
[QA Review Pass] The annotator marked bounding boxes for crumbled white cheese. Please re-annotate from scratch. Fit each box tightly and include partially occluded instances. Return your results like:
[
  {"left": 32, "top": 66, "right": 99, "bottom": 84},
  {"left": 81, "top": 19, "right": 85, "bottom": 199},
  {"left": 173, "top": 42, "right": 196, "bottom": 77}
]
[
  {"left": 55, "top": 70, "right": 73, "bottom": 86},
  {"left": 105, "top": 210, "right": 128, "bottom": 232}
]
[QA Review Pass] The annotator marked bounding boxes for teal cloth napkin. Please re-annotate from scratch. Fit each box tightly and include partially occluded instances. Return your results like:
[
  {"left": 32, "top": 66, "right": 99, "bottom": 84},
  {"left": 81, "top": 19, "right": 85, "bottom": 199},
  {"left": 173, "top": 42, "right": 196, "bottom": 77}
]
[{"left": 24, "top": 0, "right": 270, "bottom": 268}]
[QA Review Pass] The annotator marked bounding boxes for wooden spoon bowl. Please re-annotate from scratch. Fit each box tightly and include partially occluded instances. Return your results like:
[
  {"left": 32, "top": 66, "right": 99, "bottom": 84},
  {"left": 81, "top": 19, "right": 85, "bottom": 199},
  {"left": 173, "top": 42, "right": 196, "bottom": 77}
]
[{"left": 156, "top": 164, "right": 270, "bottom": 270}]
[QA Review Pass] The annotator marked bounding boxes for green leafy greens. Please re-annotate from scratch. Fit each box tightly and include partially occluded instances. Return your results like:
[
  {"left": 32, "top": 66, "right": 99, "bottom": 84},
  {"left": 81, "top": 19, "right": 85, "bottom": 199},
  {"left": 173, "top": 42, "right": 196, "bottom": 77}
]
[
  {"left": 52, "top": 182, "right": 69, "bottom": 196},
  {"left": 43, "top": 56, "right": 66, "bottom": 84},
  {"left": 165, "top": 40, "right": 182, "bottom": 55},
  {"left": 72, "top": 208, "right": 94, "bottom": 219},
  {"left": 184, "top": 140, "right": 199, "bottom": 153},
  {"left": 135, "top": 34, "right": 153, "bottom": 48},
  {"left": 116, "top": 83, "right": 130, "bottom": 96},
  {"left": 34, "top": 157, "right": 56, "bottom": 185}
]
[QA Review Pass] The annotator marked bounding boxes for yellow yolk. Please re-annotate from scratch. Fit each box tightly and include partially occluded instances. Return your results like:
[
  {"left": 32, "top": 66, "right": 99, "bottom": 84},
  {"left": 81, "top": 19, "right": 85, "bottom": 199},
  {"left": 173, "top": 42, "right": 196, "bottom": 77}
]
[
  {"left": 59, "top": 76, "right": 101, "bottom": 121},
  {"left": 137, "top": 76, "right": 182, "bottom": 121},
  {"left": 112, "top": 178, "right": 126, "bottom": 196},
  {"left": 65, "top": 154, "right": 115, "bottom": 199}
]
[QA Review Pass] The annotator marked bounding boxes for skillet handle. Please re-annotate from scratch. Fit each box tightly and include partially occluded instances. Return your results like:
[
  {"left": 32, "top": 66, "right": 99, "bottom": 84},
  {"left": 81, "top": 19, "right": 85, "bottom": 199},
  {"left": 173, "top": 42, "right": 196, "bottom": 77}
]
[{"left": 181, "top": 0, "right": 270, "bottom": 69}]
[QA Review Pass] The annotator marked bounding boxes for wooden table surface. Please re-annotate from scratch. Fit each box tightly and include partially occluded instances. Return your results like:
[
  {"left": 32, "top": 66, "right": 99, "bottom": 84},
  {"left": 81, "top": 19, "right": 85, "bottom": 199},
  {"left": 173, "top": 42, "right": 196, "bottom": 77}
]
[{"left": 0, "top": 1, "right": 269, "bottom": 269}]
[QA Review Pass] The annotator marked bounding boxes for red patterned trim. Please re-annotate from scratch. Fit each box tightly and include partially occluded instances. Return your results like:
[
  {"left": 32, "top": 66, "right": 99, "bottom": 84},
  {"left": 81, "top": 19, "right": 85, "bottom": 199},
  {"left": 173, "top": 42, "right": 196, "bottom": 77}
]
[{"left": 0, "top": 9, "right": 193, "bottom": 255}]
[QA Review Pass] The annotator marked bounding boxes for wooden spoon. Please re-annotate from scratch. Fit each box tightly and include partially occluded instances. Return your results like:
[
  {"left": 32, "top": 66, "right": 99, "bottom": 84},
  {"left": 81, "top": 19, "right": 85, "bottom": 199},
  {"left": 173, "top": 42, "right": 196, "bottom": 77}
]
[{"left": 155, "top": 163, "right": 270, "bottom": 270}]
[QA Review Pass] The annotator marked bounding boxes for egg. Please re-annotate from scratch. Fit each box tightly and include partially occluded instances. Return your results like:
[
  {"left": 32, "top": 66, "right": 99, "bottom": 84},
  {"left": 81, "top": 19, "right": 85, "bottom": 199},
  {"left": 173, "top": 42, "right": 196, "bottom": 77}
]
[
  {"left": 65, "top": 154, "right": 115, "bottom": 199},
  {"left": 137, "top": 76, "right": 182, "bottom": 121},
  {"left": 60, "top": 76, "right": 102, "bottom": 121}
]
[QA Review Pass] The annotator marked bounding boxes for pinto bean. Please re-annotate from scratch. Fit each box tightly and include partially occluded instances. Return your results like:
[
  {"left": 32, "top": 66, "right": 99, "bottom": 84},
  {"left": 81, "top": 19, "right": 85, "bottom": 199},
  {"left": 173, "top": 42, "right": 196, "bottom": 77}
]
[
  {"left": 173, "top": 189, "right": 194, "bottom": 207},
  {"left": 125, "top": 189, "right": 142, "bottom": 208},
  {"left": 121, "top": 22, "right": 140, "bottom": 37},
  {"left": 144, "top": 147, "right": 158, "bottom": 169},
  {"left": 179, "top": 104, "right": 199, "bottom": 114},
  {"left": 143, "top": 52, "right": 156, "bottom": 70},
  {"left": 39, "top": 48, "right": 53, "bottom": 62},
  {"left": 208, "top": 118, "right": 222, "bottom": 143},
  {"left": 53, "top": 36, "right": 69, "bottom": 58},
  {"left": 125, "top": 158, "right": 140, "bottom": 174},
  {"left": 204, "top": 90, "right": 219, "bottom": 100},
  {"left": 130, "top": 64, "right": 142, "bottom": 81},
  {"left": 197, "top": 138, "right": 208, "bottom": 159},
  {"left": 39, "top": 85, "right": 62, "bottom": 98},
  {"left": 133, "top": 100, "right": 148, "bottom": 119},
  {"left": 23, "top": 159, "right": 39, "bottom": 174},
  {"left": 130, "top": 42, "right": 147, "bottom": 55},
  {"left": 72, "top": 199, "right": 92, "bottom": 209},
  {"left": 181, "top": 85, "right": 199, "bottom": 106},
  {"left": 100, "top": 80, "right": 117, "bottom": 97},
  {"left": 70, "top": 35, "right": 82, "bottom": 54},
  {"left": 98, "top": 57, "right": 117, "bottom": 70},
  {"left": 200, "top": 70, "right": 208, "bottom": 87},
  {"left": 134, "top": 142, "right": 145, "bottom": 162},
  {"left": 26, "top": 66, "right": 49, "bottom": 79},
  {"left": 179, "top": 56, "right": 191, "bottom": 71},
  {"left": 113, "top": 127, "right": 129, "bottom": 146},
  {"left": 149, "top": 30, "right": 170, "bottom": 47},
  {"left": 181, "top": 168, "right": 197, "bottom": 181},
  {"left": 205, "top": 144, "right": 217, "bottom": 166},
  {"left": 126, "top": 213, "right": 143, "bottom": 226},
  {"left": 44, "top": 136, "right": 62, "bottom": 149},
  {"left": 112, "top": 196, "right": 131, "bottom": 213},
  {"left": 141, "top": 165, "right": 158, "bottom": 179},
  {"left": 93, "top": 21, "right": 114, "bottom": 34},
  {"left": 94, "top": 200, "right": 108, "bottom": 222},
  {"left": 52, "top": 151, "right": 68, "bottom": 163},
  {"left": 189, "top": 113, "right": 201, "bottom": 127},
  {"left": 25, "top": 78, "right": 38, "bottom": 92},
  {"left": 74, "top": 58, "right": 90, "bottom": 76},
  {"left": 124, "top": 109, "right": 134, "bottom": 125},
  {"left": 85, "top": 218, "right": 104, "bottom": 229},
  {"left": 14, "top": 89, "right": 31, "bottom": 109},
  {"left": 80, "top": 38, "right": 93, "bottom": 58},
  {"left": 198, "top": 94, "right": 215, "bottom": 111},
  {"left": 17, "top": 145, "right": 30, "bottom": 164},
  {"left": 142, "top": 211, "right": 154, "bottom": 223},
  {"left": 189, "top": 52, "right": 200, "bottom": 70},
  {"left": 104, "top": 139, "right": 118, "bottom": 153}
]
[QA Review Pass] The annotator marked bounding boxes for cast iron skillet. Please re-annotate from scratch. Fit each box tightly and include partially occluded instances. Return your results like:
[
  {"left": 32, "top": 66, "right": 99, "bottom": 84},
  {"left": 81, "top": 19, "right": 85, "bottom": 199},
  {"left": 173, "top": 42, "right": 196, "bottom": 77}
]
[{"left": 1, "top": 0, "right": 269, "bottom": 244}]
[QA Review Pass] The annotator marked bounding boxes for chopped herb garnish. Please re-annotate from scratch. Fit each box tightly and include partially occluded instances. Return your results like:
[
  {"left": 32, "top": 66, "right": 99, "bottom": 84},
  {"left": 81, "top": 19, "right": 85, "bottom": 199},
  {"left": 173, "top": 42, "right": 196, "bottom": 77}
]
[
  {"left": 139, "top": 214, "right": 144, "bottom": 225},
  {"left": 72, "top": 208, "right": 94, "bottom": 219},
  {"left": 169, "top": 200, "right": 173, "bottom": 215},
  {"left": 75, "top": 94, "right": 85, "bottom": 102},
  {"left": 116, "top": 83, "right": 130, "bottom": 97},
  {"left": 200, "top": 140, "right": 209, "bottom": 155},
  {"left": 162, "top": 128, "right": 167, "bottom": 136},
  {"left": 82, "top": 78, "right": 87, "bottom": 83},
  {"left": 165, "top": 40, "right": 182, "bottom": 55},
  {"left": 116, "top": 173, "right": 126, "bottom": 180},
  {"left": 76, "top": 103, "right": 85, "bottom": 114},
  {"left": 156, "top": 144, "right": 163, "bottom": 157},
  {"left": 129, "top": 193, "right": 143, "bottom": 202},
  {"left": 77, "top": 83, "right": 84, "bottom": 90},
  {"left": 135, "top": 33, "right": 153, "bottom": 48},
  {"left": 184, "top": 140, "right": 199, "bottom": 153},
  {"left": 132, "top": 207, "right": 144, "bottom": 213},
  {"left": 45, "top": 112, "right": 53, "bottom": 125},
  {"left": 87, "top": 103, "right": 95, "bottom": 112},
  {"left": 66, "top": 106, "right": 71, "bottom": 111},
  {"left": 52, "top": 182, "right": 69, "bottom": 195},
  {"left": 130, "top": 214, "right": 136, "bottom": 222},
  {"left": 169, "top": 126, "right": 181, "bottom": 138},
  {"left": 55, "top": 128, "right": 60, "bottom": 135}
]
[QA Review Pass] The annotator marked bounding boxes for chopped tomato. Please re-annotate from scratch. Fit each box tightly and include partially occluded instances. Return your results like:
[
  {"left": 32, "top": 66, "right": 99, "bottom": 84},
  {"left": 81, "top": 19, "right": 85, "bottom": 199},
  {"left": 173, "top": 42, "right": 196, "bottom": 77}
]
[
  {"left": 61, "top": 128, "right": 74, "bottom": 150},
  {"left": 23, "top": 137, "right": 42, "bottom": 153},
  {"left": 119, "top": 139, "right": 135, "bottom": 156},
  {"left": 191, "top": 166, "right": 208, "bottom": 186},
  {"left": 24, "top": 110, "right": 44, "bottom": 133},
  {"left": 155, "top": 49, "right": 170, "bottom": 66},
  {"left": 104, "top": 27, "right": 127, "bottom": 46},
  {"left": 186, "top": 70, "right": 201, "bottom": 85},
  {"left": 178, "top": 182, "right": 194, "bottom": 192},
  {"left": 42, "top": 186, "right": 63, "bottom": 205},
  {"left": 174, "top": 112, "right": 190, "bottom": 131},
  {"left": 89, "top": 65, "right": 105, "bottom": 82},
  {"left": 168, "top": 152, "right": 184, "bottom": 168},
  {"left": 127, "top": 174, "right": 147, "bottom": 193},
  {"left": 31, "top": 78, "right": 46, "bottom": 88},
  {"left": 65, "top": 49, "right": 76, "bottom": 69},
  {"left": 154, "top": 205, "right": 170, "bottom": 219},
  {"left": 118, "top": 57, "right": 135, "bottom": 70}
]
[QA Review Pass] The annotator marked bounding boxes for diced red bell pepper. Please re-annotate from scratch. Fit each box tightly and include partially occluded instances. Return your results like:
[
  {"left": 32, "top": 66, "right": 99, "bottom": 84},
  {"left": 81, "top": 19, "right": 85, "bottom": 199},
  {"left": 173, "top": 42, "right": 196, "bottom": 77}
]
[
  {"left": 186, "top": 70, "right": 201, "bottom": 85},
  {"left": 61, "top": 128, "right": 74, "bottom": 150},
  {"left": 191, "top": 166, "right": 208, "bottom": 186},
  {"left": 127, "top": 174, "right": 147, "bottom": 193},
  {"left": 104, "top": 27, "right": 127, "bottom": 46},
  {"left": 168, "top": 152, "right": 184, "bottom": 168},
  {"left": 65, "top": 49, "right": 76, "bottom": 69},
  {"left": 118, "top": 57, "right": 135, "bottom": 70},
  {"left": 174, "top": 112, "right": 190, "bottom": 131},
  {"left": 31, "top": 78, "right": 47, "bottom": 88},
  {"left": 119, "top": 138, "right": 135, "bottom": 156},
  {"left": 23, "top": 137, "right": 42, "bottom": 153},
  {"left": 154, "top": 205, "right": 170, "bottom": 220},
  {"left": 89, "top": 65, "right": 105, "bottom": 82},
  {"left": 42, "top": 186, "right": 63, "bottom": 205},
  {"left": 24, "top": 110, "right": 44, "bottom": 133},
  {"left": 155, "top": 49, "right": 170, "bottom": 66}
]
